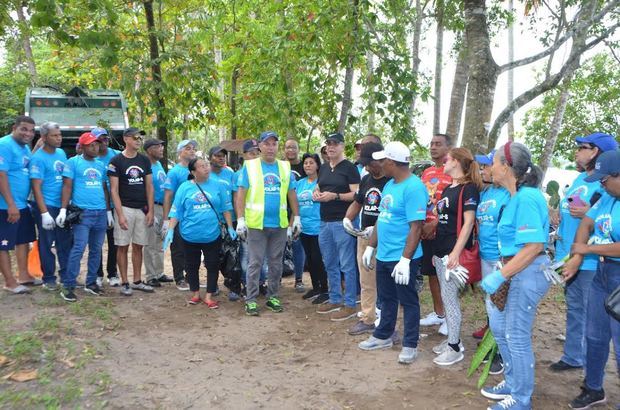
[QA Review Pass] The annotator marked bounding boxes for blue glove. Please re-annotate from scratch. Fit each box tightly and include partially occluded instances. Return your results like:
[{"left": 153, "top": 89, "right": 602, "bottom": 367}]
[
  {"left": 228, "top": 226, "right": 238, "bottom": 240},
  {"left": 481, "top": 270, "right": 506, "bottom": 294},
  {"left": 163, "top": 229, "right": 174, "bottom": 251}
]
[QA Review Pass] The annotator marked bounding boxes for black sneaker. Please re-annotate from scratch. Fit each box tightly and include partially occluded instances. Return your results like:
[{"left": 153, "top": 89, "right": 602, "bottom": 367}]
[
  {"left": 157, "top": 274, "right": 174, "bottom": 283},
  {"left": 302, "top": 289, "right": 320, "bottom": 300},
  {"left": 550, "top": 360, "right": 582, "bottom": 372},
  {"left": 294, "top": 279, "right": 305, "bottom": 293},
  {"left": 569, "top": 386, "right": 606, "bottom": 409},
  {"left": 489, "top": 354, "right": 504, "bottom": 375},
  {"left": 312, "top": 293, "right": 329, "bottom": 305},
  {"left": 61, "top": 287, "right": 77, "bottom": 302},
  {"left": 84, "top": 283, "right": 104, "bottom": 296},
  {"left": 146, "top": 278, "right": 162, "bottom": 287}
]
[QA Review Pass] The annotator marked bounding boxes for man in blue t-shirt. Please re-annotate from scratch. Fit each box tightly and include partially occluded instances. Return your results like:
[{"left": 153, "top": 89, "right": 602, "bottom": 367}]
[
  {"left": 56, "top": 132, "right": 113, "bottom": 302},
  {"left": 0, "top": 115, "right": 37, "bottom": 294},
  {"left": 92, "top": 127, "right": 121, "bottom": 287},
  {"left": 358, "top": 142, "right": 428, "bottom": 365},
  {"left": 29, "top": 122, "right": 71, "bottom": 290},
  {"left": 209, "top": 145, "right": 235, "bottom": 220},
  {"left": 162, "top": 139, "right": 198, "bottom": 290}
]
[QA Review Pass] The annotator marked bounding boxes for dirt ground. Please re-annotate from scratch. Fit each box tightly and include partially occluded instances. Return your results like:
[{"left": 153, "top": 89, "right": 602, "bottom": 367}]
[{"left": 0, "top": 249, "right": 618, "bottom": 409}]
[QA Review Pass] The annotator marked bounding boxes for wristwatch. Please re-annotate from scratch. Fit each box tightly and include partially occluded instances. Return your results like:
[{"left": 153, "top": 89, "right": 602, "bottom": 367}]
[{"left": 335, "top": 193, "right": 340, "bottom": 201}]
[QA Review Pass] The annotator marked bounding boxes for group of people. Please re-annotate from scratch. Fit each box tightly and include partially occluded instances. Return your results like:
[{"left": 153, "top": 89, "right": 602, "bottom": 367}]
[{"left": 0, "top": 115, "right": 618, "bottom": 410}]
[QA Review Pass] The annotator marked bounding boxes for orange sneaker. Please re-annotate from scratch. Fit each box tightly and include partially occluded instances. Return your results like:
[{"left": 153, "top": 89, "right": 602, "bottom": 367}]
[{"left": 205, "top": 299, "right": 219, "bottom": 309}]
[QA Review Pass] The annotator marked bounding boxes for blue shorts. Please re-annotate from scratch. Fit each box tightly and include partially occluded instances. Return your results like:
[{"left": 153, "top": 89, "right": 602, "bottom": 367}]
[{"left": 0, "top": 208, "right": 37, "bottom": 251}]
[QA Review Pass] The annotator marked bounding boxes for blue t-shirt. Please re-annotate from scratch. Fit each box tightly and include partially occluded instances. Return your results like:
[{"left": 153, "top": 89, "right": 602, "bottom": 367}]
[
  {"left": 556, "top": 172, "right": 602, "bottom": 269},
  {"left": 497, "top": 187, "right": 549, "bottom": 257},
  {"left": 213, "top": 167, "right": 236, "bottom": 220},
  {"left": 29, "top": 148, "right": 67, "bottom": 208},
  {"left": 98, "top": 148, "right": 120, "bottom": 168},
  {"left": 586, "top": 192, "right": 620, "bottom": 262},
  {"left": 296, "top": 177, "right": 320, "bottom": 235},
  {"left": 150, "top": 160, "right": 167, "bottom": 204},
  {"left": 376, "top": 175, "right": 428, "bottom": 262},
  {"left": 0, "top": 135, "right": 31, "bottom": 209},
  {"left": 163, "top": 163, "right": 189, "bottom": 196},
  {"left": 238, "top": 160, "right": 295, "bottom": 229},
  {"left": 169, "top": 178, "right": 233, "bottom": 243},
  {"left": 62, "top": 155, "right": 107, "bottom": 210},
  {"left": 476, "top": 186, "right": 511, "bottom": 261},
  {"left": 232, "top": 168, "right": 243, "bottom": 192}
]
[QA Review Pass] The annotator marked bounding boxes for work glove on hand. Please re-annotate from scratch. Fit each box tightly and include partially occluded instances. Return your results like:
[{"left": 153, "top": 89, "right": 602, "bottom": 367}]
[
  {"left": 362, "top": 246, "right": 376, "bottom": 270},
  {"left": 160, "top": 220, "right": 170, "bottom": 238},
  {"left": 391, "top": 256, "right": 411, "bottom": 285},
  {"left": 360, "top": 226, "right": 373, "bottom": 240},
  {"left": 236, "top": 217, "right": 248, "bottom": 241},
  {"left": 41, "top": 212, "right": 56, "bottom": 230},
  {"left": 227, "top": 226, "right": 238, "bottom": 240},
  {"left": 163, "top": 229, "right": 174, "bottom": 251},
  {"left": 291, "top": 216, "right": 302, "bottom": 240},
  {"left": 55, "top": 208, "right": 67, "bottom": 228},
  {"left": 106, "top": 211, "right": 114, "bottom": 228},
  {"left": 342, "top": 217, "right": 357, "bottom": 236},
  {"left": 481, "top": 270, "right": 506, "bottom": 294}
]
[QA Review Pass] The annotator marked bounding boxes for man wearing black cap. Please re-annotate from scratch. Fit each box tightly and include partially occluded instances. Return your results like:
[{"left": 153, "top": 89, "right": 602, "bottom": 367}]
[
  {"left": 313, "top": 132, "right": 361, "bottom": 321},
  {"left": 209, "top": 146, "right": 235, "bottom": 219},
  {"left": 108, "top": 128, "right": 154, "bottom": 296},
  {"left": 143, "top": 138, "right": 173, "bottom": 287}
]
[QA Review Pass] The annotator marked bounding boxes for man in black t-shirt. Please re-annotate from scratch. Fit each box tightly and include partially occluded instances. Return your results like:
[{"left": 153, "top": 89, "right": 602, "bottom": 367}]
[
  {"left": 343, "top": 143, "right": 389, "bottom": 335},
  {"left": 284, "top": 138, "right": 306, "bottom": 292},
  {"left": 313, "top": 132, "right": 361, "bottom": 321},
  {"left": 108, "top": 128, "right": 155, "bottom": 296}
]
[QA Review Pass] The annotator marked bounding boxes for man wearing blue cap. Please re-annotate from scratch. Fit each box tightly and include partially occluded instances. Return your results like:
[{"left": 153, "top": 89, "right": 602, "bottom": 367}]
[{"left": 162, "top": 139, "right": 198, "bottom": 290}]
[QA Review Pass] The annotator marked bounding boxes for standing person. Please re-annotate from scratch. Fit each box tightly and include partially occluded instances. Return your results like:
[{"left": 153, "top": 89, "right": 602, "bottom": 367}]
[
  {"left": 550, "top": 133, "right": 617, "bottom": 373},
  {"left": 296, "top": 153, "right": 329, "bottom": 304},
  {"left": 343, "top": 142, "right": 389, "bottom": 335},
  {"left": 479, "top": 142, "right": 550, "bottom": 410},
  {"left": 431, "top": 148, "right": 482, "bottom": 366},
  {"left": 56, "top": 132, "right": 113, "bottom": 302},
  {"left": 108, "top": 128, "right": 155, "bottom": 296},
  {"left": 235, "top": 131, "right": 301, "bottom": 316},
  {"left": 92, "top": 127, "right": 121, "bottom": 287},
  {"left": 143, "top": 139, "right": 173, "bottom": 287},
  {"left": 162, "top": 139, "right": 198, "bottom": 290},
  {"left": 358, "top": 142, "right": 428, "bottom": 364},
  {"left": 419, "top": 133, "right": 453, "bottom": 335},
  {"left": 0, "top": 115, "right": 37, "bottom": 293},
  {"left": 29, "top": 122, "right": 71, "bottom": 291},
  {"left": 563, "top": 150, "right": 620, "bottom": 410},
  {"left": 313, "top": 132, "right": 361, "bottom": 321},
  {"left": 165, "top": 158, "right": 236, "bottom": 308},
  {"left": 209, "top": 145, "right": 235, "bottom": 211},
  {"left": 284, "top": 138, "right": 306, "bottom": 292}
]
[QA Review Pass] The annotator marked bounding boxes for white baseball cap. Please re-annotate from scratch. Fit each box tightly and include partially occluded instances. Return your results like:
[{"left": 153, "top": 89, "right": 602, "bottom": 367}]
[{"left": 372, "top": 141, "right": 411, "bottom": 163}]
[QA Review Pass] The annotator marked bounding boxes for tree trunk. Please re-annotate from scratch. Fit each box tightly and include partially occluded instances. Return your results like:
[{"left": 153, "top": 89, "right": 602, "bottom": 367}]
[
  {"left": 539, "top": 79, "right": 571, "bottom": 175},
  {"left": 230, "top": 67, "right": 239, "bottom": 141},
  {"left": 337, "top": 0, "right": 360, "bottom": 135},
  {"left": 15, "top": 2, "right": 38, "bottom": 85},
  {"left": 366, "top": 50, "right": 376, "bottom": 132},
  {"left": 507, "top": 0, "right": 515, "bottom": 141},
  {"left": 432, "top": 0, "right": 444, "bottom": 135},
  {"left": 407, "top": 0, "right": 424, "bottom": 133},
  {"left": 446, "top": 46, "right": 469, "bottom": 141},
  {"left": 144, "top": 0, "right": 169, "bottom": 168},
  {"left": 460, "top": 0, "right": 499, "bottom": 153},
  {"left": 214, "top": 46, "right": 227, "bottom": 142}
]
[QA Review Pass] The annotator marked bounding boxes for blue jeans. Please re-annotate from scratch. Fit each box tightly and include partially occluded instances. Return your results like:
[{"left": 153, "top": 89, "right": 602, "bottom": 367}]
[
  {"left": 488, "top": 255, "right": 551, "bottom": 409},
  {"left": 318, "top": 221, "right": 357, "bottom": 308},
  {"left": 373, "top": 258, "right": 421, "bottom": 348},
  {"left": 33, "top": 205, "right": 71, "bottom": 285},
  {"left": 584, "top": 259, "right": 620, "bottom": 391},
  {"left": 561, "top": 269, "right": 596, "bottom": 367},
  {"left": 64, "top": 209, "right": 107, "bottom": 289},
  {"left": 292, "top": 238, "right": 305, "bottom": 281}
]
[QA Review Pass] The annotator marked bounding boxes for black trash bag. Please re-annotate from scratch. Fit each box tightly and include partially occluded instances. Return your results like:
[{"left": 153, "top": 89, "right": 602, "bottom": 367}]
[
  {"left": 219, "top": 227, "right": 242, "bottom": 294},
  {"left": 282, "top": 241, "right": 295, "bottom": 277}
]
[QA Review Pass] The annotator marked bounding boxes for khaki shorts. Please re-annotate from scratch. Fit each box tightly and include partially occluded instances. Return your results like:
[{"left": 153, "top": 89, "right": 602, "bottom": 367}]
[{"left": 114, "top": 206, "right": 148, "bottom": 246}]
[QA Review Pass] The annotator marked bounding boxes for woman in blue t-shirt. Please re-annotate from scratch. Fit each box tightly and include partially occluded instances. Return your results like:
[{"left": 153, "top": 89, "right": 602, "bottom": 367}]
[
  {"left": 563, "top": 149, "right": 620, "bottom": 410},
  {"left": 550, "top": 133, "right": 617, "bottom": 373},
  {"left": 165, "top": 158, "right": 235, "bottom": 308},
  {"left": 296, "top": 153, "right": 328, "bottom": 303},
  {"left": 480, "top": 142, "right": 550, "bottom": 410}
]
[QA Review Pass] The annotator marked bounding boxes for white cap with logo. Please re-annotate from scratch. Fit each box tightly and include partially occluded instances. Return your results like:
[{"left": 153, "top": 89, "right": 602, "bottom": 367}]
[{"left": 372, "top": 141, "right": 411, "bottom": 163}]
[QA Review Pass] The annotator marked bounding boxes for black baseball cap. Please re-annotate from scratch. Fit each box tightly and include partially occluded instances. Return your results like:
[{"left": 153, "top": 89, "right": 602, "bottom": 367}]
[
  {"left": 358, "top": 142, "right": 384, "bottom": 166},
  {"left": 208, "top": 146, "right": 228, "bottom": 157},
  {"left": 325, "top": 132, "right": 345, "bottom": 144},
  {"left": 143, "top": 138, "right": 164, "bottom": 151},
  {"left": 123, "top": 127, "right": 146, "bottom": 137},
  {"left": 243, "top": 139, "right": 260, "bottom": 153}
]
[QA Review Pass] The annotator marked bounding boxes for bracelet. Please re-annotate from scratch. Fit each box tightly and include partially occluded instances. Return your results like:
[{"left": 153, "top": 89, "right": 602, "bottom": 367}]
[{"left": 335, "top": 193, "right": 340, "bottom": 201}]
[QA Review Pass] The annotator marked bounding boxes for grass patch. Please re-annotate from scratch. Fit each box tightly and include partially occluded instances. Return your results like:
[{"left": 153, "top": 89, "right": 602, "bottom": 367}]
[{"left": 67, "top": 297, "right": 117, "bottom": 327}]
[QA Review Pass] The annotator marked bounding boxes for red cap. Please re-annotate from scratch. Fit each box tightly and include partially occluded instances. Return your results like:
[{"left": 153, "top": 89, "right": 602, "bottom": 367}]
[{"left": 78, "top": 132, "right": 99, "bottom": 146}]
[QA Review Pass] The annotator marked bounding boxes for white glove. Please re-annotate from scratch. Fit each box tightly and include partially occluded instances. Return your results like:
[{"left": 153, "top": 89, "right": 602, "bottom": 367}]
[
  {"left": 55, "top": 208, "right": 67, "bottom": 228},
  {"left": 360, "top": 226, "right": 373, "bottom": 240},
  {"left": 287, "top": 226, "right": 293, "bottom": 242},
  {"left": 161, "top": 220, "right": 170, "bottom": 238},
  {"left": 542, "top": 260, "right": 564, "bottom": 285},
  {"left": 107, "top": 210, "right": 114, "bottom": 228},
  {"left": 440, "top": 256, "right": 469, "bottom": 287},
  {"left": 342, "top": 217, "right": 358, "bottom": 236},
  {"left": 391, "top": 256, "right": 411, "bottom": 285},
  {"left": 362, "top": 246, "right": 376, "bottom": 270},
  {"left": 41, "top": 212, "right": 56, "bottom": 230},
  {"left": 236, "top": 217, "right": 247, "bottom": 241},
  {"left": 292, "top": 216, "right": 302, "bottom": 240}
]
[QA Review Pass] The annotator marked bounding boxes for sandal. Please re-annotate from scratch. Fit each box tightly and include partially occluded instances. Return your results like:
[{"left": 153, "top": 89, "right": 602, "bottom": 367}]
[
  {"left": 204, "top": 300, "right": 219, "bottom": 309},
  {"left": 188, "top": 295, "right": 202, "bottom": 305},
  {"left": 19, "top": 279, "right": 43, "bottom": 286},
  {"left": 4, "top": 285, "right": 31, "bottom": 294}
]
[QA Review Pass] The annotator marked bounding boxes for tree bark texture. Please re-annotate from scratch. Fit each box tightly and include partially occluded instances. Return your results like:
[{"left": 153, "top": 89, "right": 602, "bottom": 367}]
[
  {"left": 446, "top": 45, "right": 469, "bottom": 141},
  {"left": 15, "top": 2, "right": 38, "bottom": 85},
  {"left": 337, "top": 0, "right": 360, "bottom": 135},
  {"left": 366, "top": 50, "right": 376, "bottom": 132},
  {"left": 407, "top": 0, "right": 424, "bottom": 134},
  {"left": 539, "top": 78, "right": 572, "bottom": 176},
  {"left": 214, "top": 46, "right": 227, "bottom": 142},
  {"left": 432, "top": 0, "right": 444, "bottom": 135},
  {"left": 507, "top": 0, "right": 515, "bottom": 141}
]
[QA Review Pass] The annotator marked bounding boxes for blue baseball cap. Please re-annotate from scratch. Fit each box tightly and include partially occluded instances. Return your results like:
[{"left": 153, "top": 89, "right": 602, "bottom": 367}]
[
  {"left": 475, "top": 150, "right": 496, "bottom": 166},
  {"left": 91, "top": 127, "right": 109, "bottom": 138},
  {"left": 584, "top": 150, "right": 620, "bottom": 182},
  {"left": 575, "top": 132, "right": 618, "bottom": 152},
  {"left": 243, "top": 139, "right": 259, "bottom": 153},
  {"left": 176, "top": 139, "right": 198, "bottom": 153},
  {"left": 259, "top": 131, "right": 278, "bottom": 142}
]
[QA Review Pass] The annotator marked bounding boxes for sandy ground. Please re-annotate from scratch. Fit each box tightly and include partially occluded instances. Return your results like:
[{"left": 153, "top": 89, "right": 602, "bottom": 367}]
[{"left": 0, "top": 248, "right": 618, "bottom": 409}]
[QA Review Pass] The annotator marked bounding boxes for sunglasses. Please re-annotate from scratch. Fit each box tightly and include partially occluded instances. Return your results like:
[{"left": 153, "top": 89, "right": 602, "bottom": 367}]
[
  {"left": 129, "top": 135, "right": 144, "bottom": 142},
  {"left": 577, "top": 145, "right": 594, "bottom": 150},
  {"left": 601, "top": 173, "right": 619, "bottom": 184}
]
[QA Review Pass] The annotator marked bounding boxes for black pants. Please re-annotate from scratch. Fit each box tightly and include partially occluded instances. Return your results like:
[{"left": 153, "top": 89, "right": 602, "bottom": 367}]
[
  {"left": 97, "top": 226, "right": 117, "bottom": 278},
  {"left": 184, "top": 237, "right": 221, "bottom": 293},
  {"left": 171, "top": 225, "right": 186, "bottom": 283},
  {"left": 300, "top": 233, "right": 328, "bottom": 293}
]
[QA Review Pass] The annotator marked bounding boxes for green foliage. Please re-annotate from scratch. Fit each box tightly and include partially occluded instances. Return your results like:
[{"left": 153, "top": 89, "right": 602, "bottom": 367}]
[{"left": 468, "top": 328, "right": 497, "bottom": 388}]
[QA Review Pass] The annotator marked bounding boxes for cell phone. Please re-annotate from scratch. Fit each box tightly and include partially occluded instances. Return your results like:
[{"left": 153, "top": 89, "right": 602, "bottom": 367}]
[{"left": 567, "top": 195, "right": 587, "bottom": 207}]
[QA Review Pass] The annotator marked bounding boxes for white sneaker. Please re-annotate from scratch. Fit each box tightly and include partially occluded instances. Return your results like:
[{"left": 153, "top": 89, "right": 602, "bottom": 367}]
[
  {"left": 420, "top": 311, "right": 445, "bottom": 326},
  {"left": 108, "top": 276, "right": 121, "bottom": 287},
  {"left": 438, "top": 321, "right": 448, "bottom": 335},
  {"left": 398, "top": 347, "right": 418, "bottom": 364},
  {"left": 358, "top": 335, "right": 393, "bottom": 351},
  {"left": 432, "top": 339, "right": 465, "bottom": 355},
  {"left": 96, "top": 277, "right": 103, "bottom": 287},
  {"left": 433, "top": 346, "right": 464, "bottom": 366}
]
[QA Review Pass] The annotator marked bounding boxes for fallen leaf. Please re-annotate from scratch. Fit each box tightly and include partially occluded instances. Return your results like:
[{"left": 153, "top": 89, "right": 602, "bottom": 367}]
[
  {"left": 8, "top": 369, "right": 38, "bottom": 382},
  {"left": 60, "top": 358, "right": 75, "bottom": 368},
  {"left": 0, "top": 355, "right": 8, "bottom": 366}
]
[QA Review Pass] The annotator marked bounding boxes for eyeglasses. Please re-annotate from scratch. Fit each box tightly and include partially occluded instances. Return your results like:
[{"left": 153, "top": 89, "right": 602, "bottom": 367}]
[
  {"left": 130, "top": 135, "right": 144, "bottom": 142},
  {"left": 601, "top": 173, "right": 619, "bottom": 184},
  {"left": 577, "top": 145, "right": 594, "bottom": 151}
]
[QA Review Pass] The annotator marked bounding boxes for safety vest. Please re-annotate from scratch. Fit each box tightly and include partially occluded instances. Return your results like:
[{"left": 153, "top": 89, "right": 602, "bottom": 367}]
[{"left": 245, "top": 158, "right": 290, "bottom": 229}]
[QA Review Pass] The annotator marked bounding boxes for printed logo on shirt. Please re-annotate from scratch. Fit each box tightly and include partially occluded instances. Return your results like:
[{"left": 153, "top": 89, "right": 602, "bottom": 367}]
[
  {"left": 21, "top": 156, "right": 29, "bottom": 174},
  {"left": 464, "top": 197, "right": 478, "bottom": 207},
  {"left": 83, "top": 168, "right": 102, "bottom": 187},
  {"left": 54, "top": 160, "right": 64, "bottom": 174},
  {"left": 437, "top": 197, "right": 450, "bottom": 213},
  {"left": 517, "top": 224, "right": 538, "bottom": 234},
  {"left": 125, "top": 166, "right": 145, "bottom": 185},
  {"left": 157, "top": 170, "right": 166, "bottom": 185},
  {"left": 364, "top": 187, "right": 382, "bottom": 216},
  {"left": 477, "top": 199, "right": 497, "bottom": 224},
  {"left": 592, "top": 213, "right": 613, "bottom": 244},
  {"left": 264, "top": 173, "right": 281, "bottom": 193},
  {"left": 378, "top": 194, "right": 394, "bottom": 221},
  {"left": 298, "top": 189, "right": 314, "bottom": 208},
  {"left": 30, "top": 164, "right": 40, "bottom": 175},
  {"left": 192, "top": 190, "right": 213, "bottom": 211},
  {"left": 108, "top": 163, "right": 116, "bottom": 173}
]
